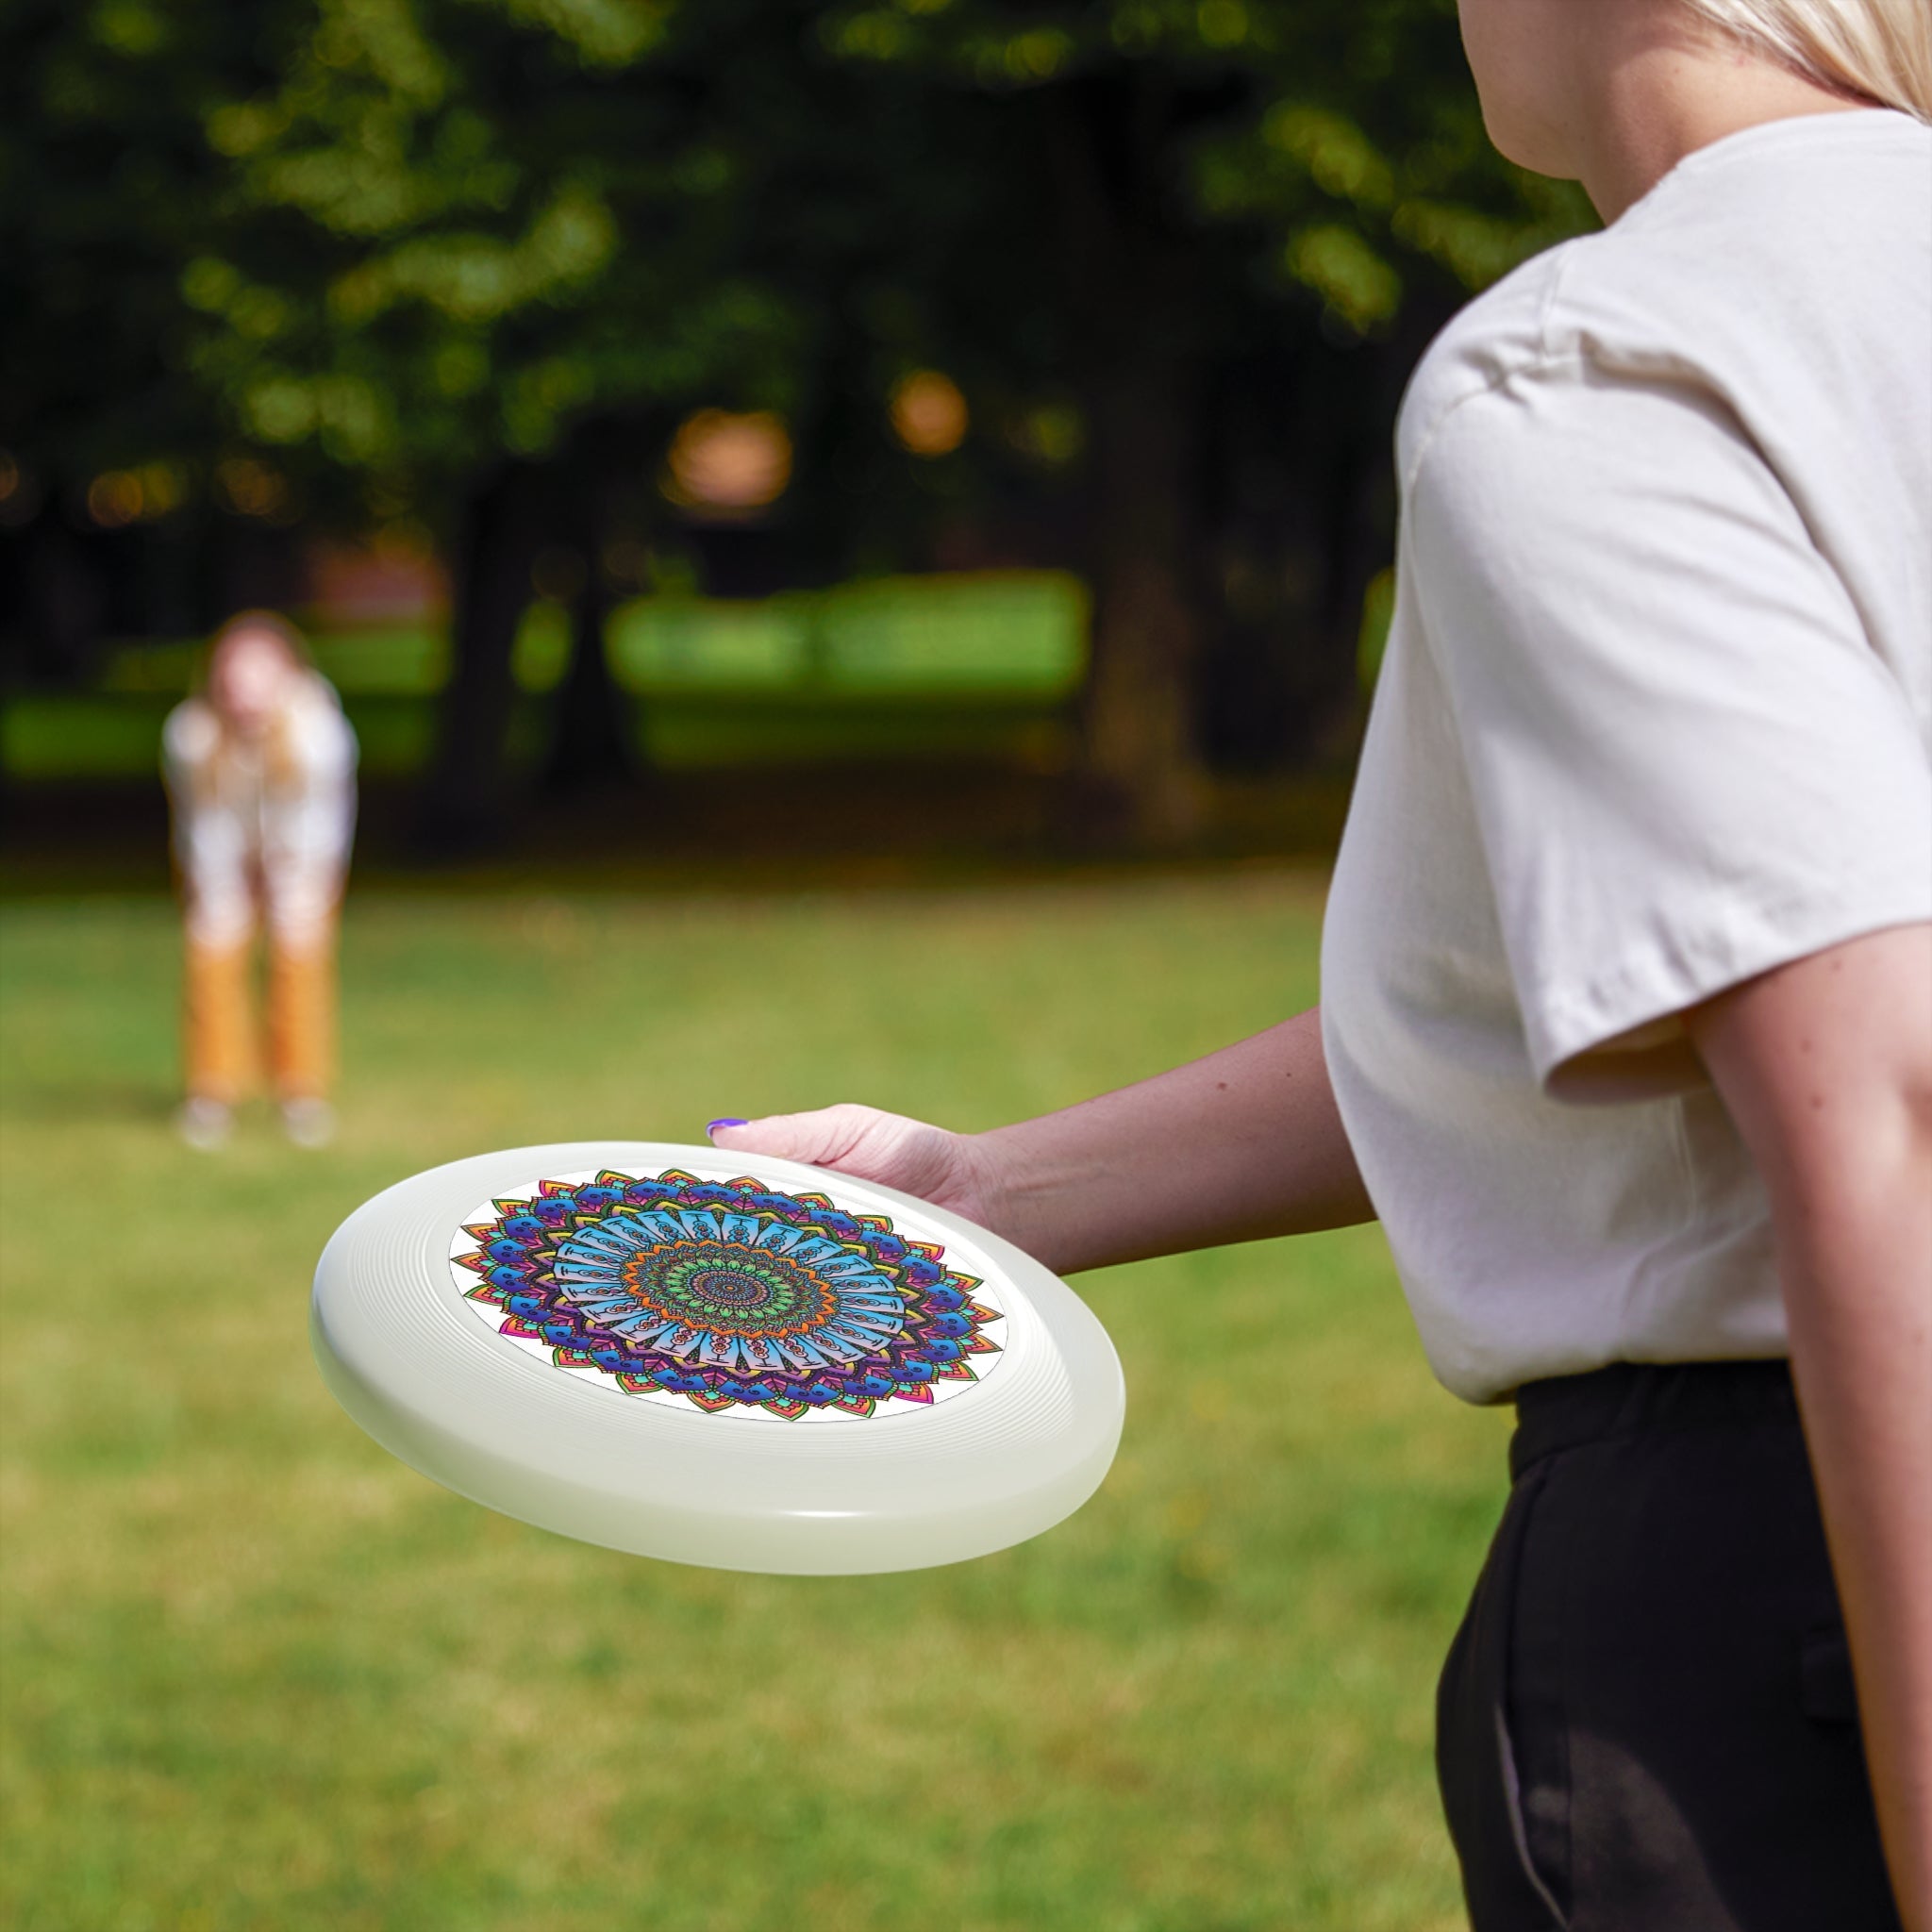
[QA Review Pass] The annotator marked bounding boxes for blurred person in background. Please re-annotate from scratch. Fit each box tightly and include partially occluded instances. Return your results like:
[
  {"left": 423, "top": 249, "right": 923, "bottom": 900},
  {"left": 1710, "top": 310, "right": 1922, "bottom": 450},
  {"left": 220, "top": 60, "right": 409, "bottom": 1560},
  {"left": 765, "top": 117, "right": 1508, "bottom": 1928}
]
[
  {"left": 709, "top": 0, "right": 1932, "bottom": 1926},
  {"left": 163, "top": 611, "right": 358, "bottom": 1151}
]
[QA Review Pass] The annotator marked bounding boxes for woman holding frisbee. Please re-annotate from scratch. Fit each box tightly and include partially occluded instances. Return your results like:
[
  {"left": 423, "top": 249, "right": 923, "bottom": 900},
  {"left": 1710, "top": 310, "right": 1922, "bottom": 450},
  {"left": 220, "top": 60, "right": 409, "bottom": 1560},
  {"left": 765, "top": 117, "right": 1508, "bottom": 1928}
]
[
  {"left": 712, "top": 0, "right": 1931, "bottom": 1924},
  {"left": 164, "top": 611, "right": 358, "bottom": 1150}
]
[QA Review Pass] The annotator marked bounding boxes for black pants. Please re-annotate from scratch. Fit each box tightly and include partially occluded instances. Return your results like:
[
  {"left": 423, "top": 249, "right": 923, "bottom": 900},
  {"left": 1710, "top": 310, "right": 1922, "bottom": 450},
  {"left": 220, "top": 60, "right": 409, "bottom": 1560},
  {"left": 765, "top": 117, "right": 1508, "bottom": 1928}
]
[{"left": 1436, "top": 1360, "right": 1901, "bottom": 1932}]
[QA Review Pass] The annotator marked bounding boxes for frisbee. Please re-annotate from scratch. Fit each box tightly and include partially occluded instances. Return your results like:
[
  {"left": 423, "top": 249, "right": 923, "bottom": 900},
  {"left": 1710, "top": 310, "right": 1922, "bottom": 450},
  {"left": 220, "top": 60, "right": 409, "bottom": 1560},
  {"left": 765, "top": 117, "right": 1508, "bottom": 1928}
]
[{"left": 310, "top": 1141, "right": 1124, "bottom": 1574}]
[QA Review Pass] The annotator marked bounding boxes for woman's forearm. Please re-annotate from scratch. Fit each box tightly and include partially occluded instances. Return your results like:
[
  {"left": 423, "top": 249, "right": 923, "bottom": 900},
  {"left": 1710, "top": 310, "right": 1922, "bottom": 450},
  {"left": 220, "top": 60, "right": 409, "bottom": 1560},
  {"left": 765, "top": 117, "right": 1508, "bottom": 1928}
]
[
  {"left": 1781, "top": 1176, "right": 1932, "bottom": 1932},
  {"left": 969, "top": 1005, "right": 1375, "bottom": 1275},
  {"left": 1692, "top": 924, "right": 1932, "bottom": 1930}
]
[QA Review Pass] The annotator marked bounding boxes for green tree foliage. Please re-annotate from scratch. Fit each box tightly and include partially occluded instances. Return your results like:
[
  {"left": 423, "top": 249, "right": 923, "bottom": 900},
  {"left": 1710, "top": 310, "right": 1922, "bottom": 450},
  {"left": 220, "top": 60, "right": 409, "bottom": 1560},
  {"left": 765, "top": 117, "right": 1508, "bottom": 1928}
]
[
  {"left": 5, "top": 0, "right": 1593, "bottom": 841},
  {"left": 177, "top": 0, "right": 814, "bottom": 497},
  {"left": 797, "top": 0, "right": 1591, "bottom": 834},
  {"left": 3, "top": 2, "right": 307, "bottom": 673}
]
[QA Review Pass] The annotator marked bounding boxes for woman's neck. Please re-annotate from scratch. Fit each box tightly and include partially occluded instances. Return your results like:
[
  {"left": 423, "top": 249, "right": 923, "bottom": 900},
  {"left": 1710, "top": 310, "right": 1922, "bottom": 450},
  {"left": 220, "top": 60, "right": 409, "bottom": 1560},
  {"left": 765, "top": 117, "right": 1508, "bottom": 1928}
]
[{"left": 1574, "top": 16, "right": 1876, "bottom": 223}]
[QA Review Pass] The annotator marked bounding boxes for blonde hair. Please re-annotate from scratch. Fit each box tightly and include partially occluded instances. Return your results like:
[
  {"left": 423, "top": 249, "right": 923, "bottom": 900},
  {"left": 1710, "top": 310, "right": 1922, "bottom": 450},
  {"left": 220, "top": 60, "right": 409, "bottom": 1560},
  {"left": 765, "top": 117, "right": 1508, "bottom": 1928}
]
[{"left": 1682, "top": 0, "right": 1932, "bottom": 120}]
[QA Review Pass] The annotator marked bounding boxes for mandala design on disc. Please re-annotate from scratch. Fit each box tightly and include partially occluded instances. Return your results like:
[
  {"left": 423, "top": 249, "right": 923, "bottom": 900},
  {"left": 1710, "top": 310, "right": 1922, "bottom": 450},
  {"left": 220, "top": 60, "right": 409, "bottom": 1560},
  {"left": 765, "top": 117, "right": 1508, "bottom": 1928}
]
[{"left": 450, "top": 1169, "right": 1006, "bottom": 1422}]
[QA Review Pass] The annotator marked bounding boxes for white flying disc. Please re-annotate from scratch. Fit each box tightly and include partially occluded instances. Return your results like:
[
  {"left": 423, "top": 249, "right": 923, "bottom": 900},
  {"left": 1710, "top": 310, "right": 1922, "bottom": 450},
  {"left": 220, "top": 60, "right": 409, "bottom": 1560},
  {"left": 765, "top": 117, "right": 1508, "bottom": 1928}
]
[{"left": 310, "top": 1141, "right": 1124, "bottom": 1574}]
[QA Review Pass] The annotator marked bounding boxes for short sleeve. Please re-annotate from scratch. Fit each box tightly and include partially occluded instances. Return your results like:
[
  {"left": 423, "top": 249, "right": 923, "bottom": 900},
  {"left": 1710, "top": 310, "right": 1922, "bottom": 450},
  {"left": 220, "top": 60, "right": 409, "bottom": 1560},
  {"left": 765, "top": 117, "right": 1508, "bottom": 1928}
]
[{"left": 1408, "top": 363, "right": 1932, "bottom": 1097}]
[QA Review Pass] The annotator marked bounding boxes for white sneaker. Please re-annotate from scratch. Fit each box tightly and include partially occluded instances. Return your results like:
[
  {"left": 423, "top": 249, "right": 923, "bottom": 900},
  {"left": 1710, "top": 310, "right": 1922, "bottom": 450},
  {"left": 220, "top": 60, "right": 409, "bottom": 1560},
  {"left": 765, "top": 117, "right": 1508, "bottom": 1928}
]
[
  {"left": 175, "top": 1096, "right": 233, "bottom": 1151},
  {"left": 280, "top": 1097, "right": 337, "bottom": 1149}
]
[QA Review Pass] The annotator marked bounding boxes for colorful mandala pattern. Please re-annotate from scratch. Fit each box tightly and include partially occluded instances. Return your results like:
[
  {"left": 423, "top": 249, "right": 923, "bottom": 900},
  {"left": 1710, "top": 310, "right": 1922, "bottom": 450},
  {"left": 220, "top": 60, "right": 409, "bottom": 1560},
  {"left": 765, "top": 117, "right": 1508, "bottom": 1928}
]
[{"left": 452, "top": 1169, "right": 1004, "bottom": 1422}]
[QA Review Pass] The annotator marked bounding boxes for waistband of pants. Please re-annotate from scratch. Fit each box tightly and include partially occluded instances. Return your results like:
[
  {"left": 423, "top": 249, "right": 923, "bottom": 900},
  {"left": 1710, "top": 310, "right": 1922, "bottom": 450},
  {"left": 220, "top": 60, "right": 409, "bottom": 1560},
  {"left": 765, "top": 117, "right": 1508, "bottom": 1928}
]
[{"left": 1509, "top": 1357, "right": 1798, "bottom": 1482}]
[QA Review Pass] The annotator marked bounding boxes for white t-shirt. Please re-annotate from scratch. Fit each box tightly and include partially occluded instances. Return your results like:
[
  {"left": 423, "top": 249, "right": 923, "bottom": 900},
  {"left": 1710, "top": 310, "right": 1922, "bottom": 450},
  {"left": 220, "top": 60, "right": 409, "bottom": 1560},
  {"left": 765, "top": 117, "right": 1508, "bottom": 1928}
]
[
  {"left": 1321, "top": 109, "right": 1932, "bottom": 1405},
  {"left": 163, "top": 671, "right": 358, "bottom": 950}
]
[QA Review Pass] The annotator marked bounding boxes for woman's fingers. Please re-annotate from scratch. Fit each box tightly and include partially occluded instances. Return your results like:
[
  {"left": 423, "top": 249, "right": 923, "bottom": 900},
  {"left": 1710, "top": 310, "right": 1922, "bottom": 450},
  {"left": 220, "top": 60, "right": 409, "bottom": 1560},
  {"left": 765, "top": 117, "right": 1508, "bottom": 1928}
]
[{"left": 707, "top": 1105, "right": 974, "bottom": 1210}]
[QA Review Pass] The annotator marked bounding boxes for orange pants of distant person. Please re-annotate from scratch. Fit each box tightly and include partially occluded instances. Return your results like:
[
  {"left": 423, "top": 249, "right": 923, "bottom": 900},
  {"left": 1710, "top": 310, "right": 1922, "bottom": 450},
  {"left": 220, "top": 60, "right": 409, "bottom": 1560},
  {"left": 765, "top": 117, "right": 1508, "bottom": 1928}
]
[{"left": 183, "top": 918, "right": 339, "bottom": 1106}]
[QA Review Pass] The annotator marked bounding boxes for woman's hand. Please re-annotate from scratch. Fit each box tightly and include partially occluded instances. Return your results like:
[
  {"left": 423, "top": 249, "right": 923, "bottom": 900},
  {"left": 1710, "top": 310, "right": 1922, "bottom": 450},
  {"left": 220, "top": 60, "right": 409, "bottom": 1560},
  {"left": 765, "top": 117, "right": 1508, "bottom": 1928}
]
[
  {"left": 705, "top": 1008, "right": 1373, "bottom": 1276},
  {"left": 708, "top": 1106, "right": 1009, "bottom": 1230}
]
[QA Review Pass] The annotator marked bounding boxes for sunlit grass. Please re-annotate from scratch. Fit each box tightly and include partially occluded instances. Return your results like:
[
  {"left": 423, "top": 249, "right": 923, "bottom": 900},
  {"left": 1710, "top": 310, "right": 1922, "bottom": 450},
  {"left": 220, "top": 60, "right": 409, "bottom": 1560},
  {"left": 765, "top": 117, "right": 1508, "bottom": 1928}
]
[{"left": 0, "top": 876, "right": 1505, "bottom": 1931}]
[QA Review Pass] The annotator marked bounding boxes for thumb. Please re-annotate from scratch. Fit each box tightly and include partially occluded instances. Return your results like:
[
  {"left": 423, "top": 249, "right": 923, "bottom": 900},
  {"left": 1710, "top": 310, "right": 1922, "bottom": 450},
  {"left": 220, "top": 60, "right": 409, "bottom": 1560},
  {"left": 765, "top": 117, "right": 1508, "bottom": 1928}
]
[
  {"left": 707, "top": 1105, "right": 875, "bottom": 1168},
  {"left": 705, "top": 1103, "right": 964, "bottom": 1202}
]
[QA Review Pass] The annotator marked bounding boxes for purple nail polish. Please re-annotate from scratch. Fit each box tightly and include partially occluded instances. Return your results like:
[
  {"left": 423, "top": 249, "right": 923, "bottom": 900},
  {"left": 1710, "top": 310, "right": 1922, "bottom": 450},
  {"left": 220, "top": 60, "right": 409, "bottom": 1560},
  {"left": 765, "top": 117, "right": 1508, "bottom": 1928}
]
[{"left": 707, "top": 1118, "right": 748, "bottom": 1136}]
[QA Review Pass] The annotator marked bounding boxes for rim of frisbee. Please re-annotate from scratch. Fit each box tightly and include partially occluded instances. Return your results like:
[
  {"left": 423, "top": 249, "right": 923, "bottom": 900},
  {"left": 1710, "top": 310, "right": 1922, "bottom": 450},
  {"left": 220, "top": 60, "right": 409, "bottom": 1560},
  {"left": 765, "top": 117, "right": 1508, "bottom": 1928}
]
[{"left": 311, "top": 1141, "right": 1125, "bottom": 1573}]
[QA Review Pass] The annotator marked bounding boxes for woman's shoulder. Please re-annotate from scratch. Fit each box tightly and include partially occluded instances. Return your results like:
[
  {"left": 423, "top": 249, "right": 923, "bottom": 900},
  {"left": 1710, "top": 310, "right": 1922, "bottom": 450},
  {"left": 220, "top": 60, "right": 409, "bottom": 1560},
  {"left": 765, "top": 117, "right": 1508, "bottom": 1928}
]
[
  {"left": 291, "top": 667, "right": 346, "bottom": 716},
  {"left": 1398, "top": 110, "right": 1931, "bottom": 490},
  {"left": 162, "top": 696, "right": 221, "bottom": 767},
  {"left": 1395, "top": 243, "right": 1583, "bottom": 485},
  {"left": 283, "top": 673, "right": 358, "bottom": 767}
]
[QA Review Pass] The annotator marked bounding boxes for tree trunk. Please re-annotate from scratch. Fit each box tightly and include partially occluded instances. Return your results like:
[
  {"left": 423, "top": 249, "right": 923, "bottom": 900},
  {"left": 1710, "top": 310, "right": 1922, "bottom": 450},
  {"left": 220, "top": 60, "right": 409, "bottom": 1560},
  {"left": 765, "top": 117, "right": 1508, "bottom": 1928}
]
[
  {"left": 12, "top": 508, "right": 107, "bottom": 687},
  {"left": 1079, "top": 361, "right": 1206, "bottom": 844},
  {"left": 417, "top": 460, "right": 542, "bottom": 858},
  {"left": 1045, "top": 75, "right": 1211, "bottom": 847},
  {"left": 541, "top": 418, "right": 658, "bottom": 801},
  {"left": 541, "top": 553, "right": 634, "bottom": 799}
]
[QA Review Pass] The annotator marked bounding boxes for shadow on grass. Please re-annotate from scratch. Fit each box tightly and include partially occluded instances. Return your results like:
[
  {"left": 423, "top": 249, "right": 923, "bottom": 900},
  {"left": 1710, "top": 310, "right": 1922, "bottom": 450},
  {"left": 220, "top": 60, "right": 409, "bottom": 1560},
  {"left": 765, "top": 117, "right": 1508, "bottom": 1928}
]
[{"left": 2, "top": 1078, "right": 179, "bottom": 1124}]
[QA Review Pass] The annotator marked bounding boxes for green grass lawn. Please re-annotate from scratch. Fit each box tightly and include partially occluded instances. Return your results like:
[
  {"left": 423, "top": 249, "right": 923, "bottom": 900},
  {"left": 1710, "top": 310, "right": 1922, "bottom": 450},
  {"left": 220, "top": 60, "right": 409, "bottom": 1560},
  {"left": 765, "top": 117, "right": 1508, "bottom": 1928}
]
[{"left": 0, "top": 874, "right": 1507, "bottom": 1932}]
